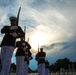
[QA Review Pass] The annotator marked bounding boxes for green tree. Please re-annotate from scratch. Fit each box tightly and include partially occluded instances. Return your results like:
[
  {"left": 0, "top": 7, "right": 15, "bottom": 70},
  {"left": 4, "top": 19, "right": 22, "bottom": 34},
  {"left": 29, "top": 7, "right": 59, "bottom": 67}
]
[{"left": 49, "top": 58, "right": 72, "bottom": 71}]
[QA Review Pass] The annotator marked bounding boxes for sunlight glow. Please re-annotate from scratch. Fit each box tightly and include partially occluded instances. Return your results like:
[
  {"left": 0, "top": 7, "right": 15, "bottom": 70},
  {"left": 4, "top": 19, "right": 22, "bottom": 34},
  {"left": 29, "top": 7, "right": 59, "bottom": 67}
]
[{"left": 30, "top": 32, "right": 49, "bottom": 50}]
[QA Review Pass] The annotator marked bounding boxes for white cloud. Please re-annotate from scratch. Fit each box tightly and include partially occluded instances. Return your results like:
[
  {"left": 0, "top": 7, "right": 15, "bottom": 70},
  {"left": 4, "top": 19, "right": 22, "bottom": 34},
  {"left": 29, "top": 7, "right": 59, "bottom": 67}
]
[{"left": 0, "top": 7, "right": 8, "bottom": 23}]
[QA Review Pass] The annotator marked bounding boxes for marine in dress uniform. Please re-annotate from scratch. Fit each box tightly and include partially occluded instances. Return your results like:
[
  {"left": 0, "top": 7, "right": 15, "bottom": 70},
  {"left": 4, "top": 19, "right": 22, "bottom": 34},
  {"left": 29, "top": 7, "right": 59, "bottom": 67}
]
[
  {"left": 1, "top": 16, "right": 24, "bottom": 75},
  {"left": 15, "top": 37, "right": 30, "bottom": 75},
  {"left": 35, "top": 48, "right": 46, "bottom": 75}
]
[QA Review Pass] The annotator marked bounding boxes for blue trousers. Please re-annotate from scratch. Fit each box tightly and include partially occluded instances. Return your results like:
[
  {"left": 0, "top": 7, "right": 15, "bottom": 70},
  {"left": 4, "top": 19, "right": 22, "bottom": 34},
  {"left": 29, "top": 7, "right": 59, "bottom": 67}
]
[
  {"left": 24, "top": 61, "right": 28, "bottom": 75},
  {"left": 38, "top": 63, "right": 45, "bottom": 75},
  {"left": 45, "top": 68, "right": 49, "bottom": 75},
  {"left": 16, "top": 56, "right": 25, "bottom": 75},
  {"left": 1, "top": 46, "right": 14, "bottom": 75}
]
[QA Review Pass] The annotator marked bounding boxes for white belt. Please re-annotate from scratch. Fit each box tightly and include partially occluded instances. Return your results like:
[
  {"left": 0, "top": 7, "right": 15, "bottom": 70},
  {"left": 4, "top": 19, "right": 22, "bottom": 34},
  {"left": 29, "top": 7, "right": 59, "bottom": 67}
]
[
  {"left": 39, "top": 57, "right": 45, "bottom": 59},
  {"left": 25, "top": 52, "right": 28, "bottom": 54}
]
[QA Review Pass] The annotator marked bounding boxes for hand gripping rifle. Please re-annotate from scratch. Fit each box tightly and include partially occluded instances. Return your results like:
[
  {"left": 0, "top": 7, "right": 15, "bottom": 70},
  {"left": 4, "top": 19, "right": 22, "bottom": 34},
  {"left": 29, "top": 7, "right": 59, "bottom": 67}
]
[
  {"left": 15, "top": 7, "right": 21, "bottom": 47},
  {"left": 11, "top": 7, "right": 21, "bottom": 37},
  {"left": 24, "top": 26, "right": 32, "bottom": 60}
]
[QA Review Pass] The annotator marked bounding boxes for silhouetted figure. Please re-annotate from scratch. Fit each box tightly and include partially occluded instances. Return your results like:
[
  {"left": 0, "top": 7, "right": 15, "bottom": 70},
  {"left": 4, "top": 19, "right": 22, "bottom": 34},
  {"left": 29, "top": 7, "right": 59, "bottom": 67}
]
[
  {"left": 45, "top": 60, "right": 50, "bottom": 75},
  {"left": 0, "top": 16, "right": 24, "bottom": 75},
  {"left": 15, "top": 37, "right": 31, "bottom": 75},
  {"left": 35, "top": 48, "right": 46, "bottom": 75}
]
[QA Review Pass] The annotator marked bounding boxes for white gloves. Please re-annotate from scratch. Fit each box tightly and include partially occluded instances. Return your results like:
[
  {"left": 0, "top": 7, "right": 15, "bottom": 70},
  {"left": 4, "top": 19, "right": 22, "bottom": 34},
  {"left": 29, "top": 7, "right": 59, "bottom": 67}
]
[
  {"left": 22, "top": 42, "right": 26, "bottom": 46},
  {"left": 10, "top": 26, "right": 18, "bottom": 30},
  {"left": 28, "top": 57, "right": 31, "bottom": 60},
  {"left": 23, "top": 47, "right": 26, "bottom": 51},
  {"left": 10, "top": 26, "right": 18, "bottom": 38},
  {"left": 10, "top": 32, "right": 18, "bottom": 38},
  {"left": 26, "top": 55, "right": 28, "bottom": 58}
]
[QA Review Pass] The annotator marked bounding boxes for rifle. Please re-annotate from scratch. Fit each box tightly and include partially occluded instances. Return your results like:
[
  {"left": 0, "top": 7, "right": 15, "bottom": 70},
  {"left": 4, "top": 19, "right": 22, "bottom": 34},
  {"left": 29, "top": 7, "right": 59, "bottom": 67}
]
[
  {"left": 15, "top": 7, "right": 21, "bottom": 47},
  {"left": 16, "top": 7, "right": 21, "bottom": 26},
  {"left": 24, "top": 26, "right": 29, "bottom": 42},
  {"left": 38, "top": 44, "right": 39, "bottom": 53},
  {"left": 24, "top": 26, "right": 26, "bottom": 41}
]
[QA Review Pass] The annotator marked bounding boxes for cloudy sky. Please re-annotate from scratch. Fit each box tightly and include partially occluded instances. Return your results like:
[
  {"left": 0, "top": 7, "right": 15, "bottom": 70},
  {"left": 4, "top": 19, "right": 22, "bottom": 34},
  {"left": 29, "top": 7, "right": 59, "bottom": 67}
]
[{"left": 0, "top": 0, "right": 76, "bottom": 70}]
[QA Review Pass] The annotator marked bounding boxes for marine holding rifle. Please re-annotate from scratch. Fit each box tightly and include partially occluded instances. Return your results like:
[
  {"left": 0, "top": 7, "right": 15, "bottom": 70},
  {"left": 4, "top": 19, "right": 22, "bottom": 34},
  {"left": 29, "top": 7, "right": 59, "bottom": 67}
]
[
  {"left": 0, "top": 16, "right": 24, "bottom": 75},
  {"left": 15, "top": 36, "right": 32, "bottom": 75},
  {"left": 35, "top": 48, "right": 46, "bottom": 75}
]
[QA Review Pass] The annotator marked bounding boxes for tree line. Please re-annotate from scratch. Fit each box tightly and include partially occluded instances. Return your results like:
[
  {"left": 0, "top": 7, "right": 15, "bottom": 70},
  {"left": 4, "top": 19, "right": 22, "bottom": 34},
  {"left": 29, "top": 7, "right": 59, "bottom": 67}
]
[{"left": 49, "top": 58, "right": 76, "bottom": 72}]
